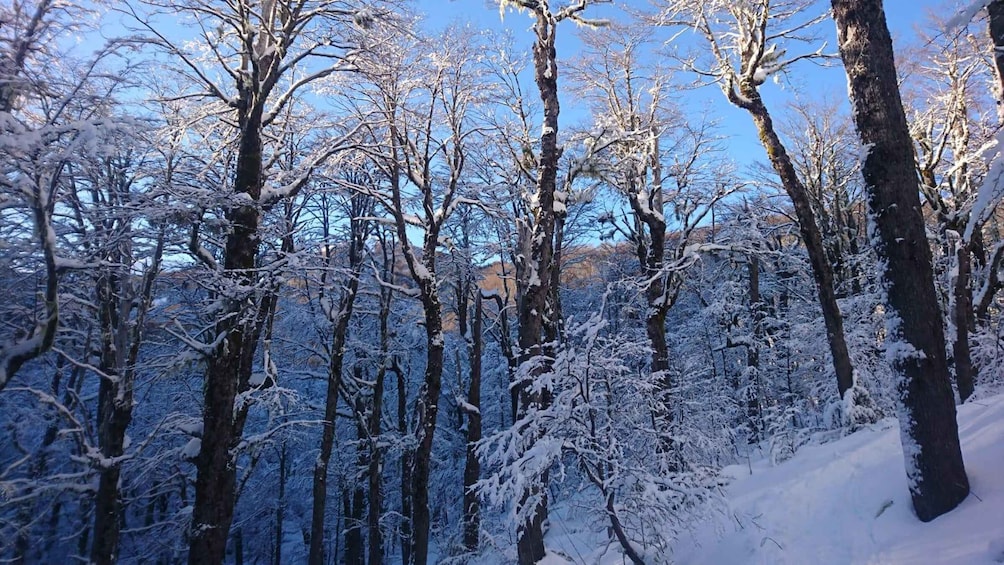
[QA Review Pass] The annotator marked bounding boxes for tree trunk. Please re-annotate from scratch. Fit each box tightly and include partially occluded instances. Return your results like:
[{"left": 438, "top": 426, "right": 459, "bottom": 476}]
[
  {"left": 189, "top": 102, "right": 264, "bottom": 565},
  {"left": 367, "top": 278, "right": 390, "bottom": 565},
  {"left": 988, "top": 1, "right": 1004, "bottom": 105},
  {"left": 344, "top": 484, "right": 365, "bottom": 565},
  {"left": 234, "top": 528, "right": 244, "bottom": 565},
  {"left": 274, "top": 443, "right": 287, "bottom": 565},
  {"left": 604, "top": 492, "right": 645, "bottom": 565},
  {"left": 91, "top": 227, "right": 162, "bottom": 565},
  {"left": 953, "top": 241, "right": 976, "bottom": 402},
  {"left": 368, "top": 366, "right": 385, "bottom": 565},
  {"left": 409, "top": 286, "right": 445, "bottom": 565},
  {"left": 515, "top": 10, "right": 562, "bottom": 563},
  {"left": 309, "top": 203, "right": 366, "bottom": 565},
  {"left": 747, "top": 256, "right": 763, "bottom": 442},
  {"left": 463, "top": 292, "right": 483, "bottom": 551},
  {"left": 734, "top": 86, "right": 855, "bottom": 400},
  {"left": 398, "top": 361, "right": 412, "bottom": 565},
  {"left": 91, "top": 273, "right": 130, "bottom": 565},
  {"left": 831, "top": 0, "right": 970, "bottom": 522},
  {"left": 346, "top": 375, "right": 368, "bottom": 565}
]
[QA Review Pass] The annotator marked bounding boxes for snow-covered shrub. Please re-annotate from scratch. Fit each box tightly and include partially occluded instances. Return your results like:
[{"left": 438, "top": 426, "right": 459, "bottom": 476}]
[{"left": 478, "top": 296, "right": 721, "bottom": 563}]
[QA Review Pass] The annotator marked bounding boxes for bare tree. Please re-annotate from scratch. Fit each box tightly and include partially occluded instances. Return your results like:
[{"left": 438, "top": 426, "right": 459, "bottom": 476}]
[
  {"left": 492, "top": 2, "right": 610, "bottom": 561},
  {"left": 0, "top": 0, "right": 111, "bottom": 391},
  {"left": 72, "top": 143, "right": 167, "bottom": 565},
  {"left": 308, "top": 181, "right": 373, "bottom": 565},
  {"left": 657, "top": 0, "right": 858, "bottom": 403},
  {"left": 781, "top": 100, "right": 867, "bottom": 296},
  {"left": 123, "top": 1, "right": 382, "bottom": 562},
  {"left": 831, "top": 0, "right": 970, "bottom": 522},
  {"left": 570, "top": 25, "right": 737, "bottom": 455},
  {"left": 342, "top": 24, "right": 490, "bottom": 565},
  {"left": 905, "top": 21, "right": 998, "bottom": 401}
]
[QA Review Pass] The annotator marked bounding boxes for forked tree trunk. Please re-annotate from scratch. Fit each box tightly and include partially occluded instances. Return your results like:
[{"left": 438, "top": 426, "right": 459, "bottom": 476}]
[
  {"left": 831, "top": 0, "right": 969, "bottom": 522},
  {"left": 91, "top": 224, "right": 163, "bottom": 565}
]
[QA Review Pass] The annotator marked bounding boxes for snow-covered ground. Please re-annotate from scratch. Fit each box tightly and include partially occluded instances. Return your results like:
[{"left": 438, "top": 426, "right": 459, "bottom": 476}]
[
  {"left": 490, "top": 393, "right": 1004, "bottom": 565},
  {"left": 674, "top": 393, "right": 1004, "bottom": 565}
]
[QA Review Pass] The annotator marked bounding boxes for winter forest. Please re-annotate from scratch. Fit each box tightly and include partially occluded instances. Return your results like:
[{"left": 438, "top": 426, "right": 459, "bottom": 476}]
[{"left": 2, "top": 0, "right": 1004, "bottom": 563}]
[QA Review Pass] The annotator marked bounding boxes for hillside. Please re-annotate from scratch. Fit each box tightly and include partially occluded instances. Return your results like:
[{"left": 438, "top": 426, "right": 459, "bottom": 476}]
[{"left": 506, "top": 394, "right": 1004, "bottom": 565}]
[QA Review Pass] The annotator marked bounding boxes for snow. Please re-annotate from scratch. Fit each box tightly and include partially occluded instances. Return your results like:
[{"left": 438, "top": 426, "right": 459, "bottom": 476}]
[
  {"left": 467, "top": 395, "right": 1004, "bottom": 565},
  {"left": 965, "top": 130, "right": 1004, "bottom": 242},
  {"left": 674, "top": 395, "right": 1004, "bottom": 565},
  {"left": 946, "top": 1, "right": 993, "bottom": 31},
  {"left": 181, "top": 438, "right": 201, "bottom": 460}
]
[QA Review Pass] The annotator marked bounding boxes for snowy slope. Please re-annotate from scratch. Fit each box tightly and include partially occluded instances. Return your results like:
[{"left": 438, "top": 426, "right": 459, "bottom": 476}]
[{"left": 675, "top": 394, "right": 1004, "bottom": 565}]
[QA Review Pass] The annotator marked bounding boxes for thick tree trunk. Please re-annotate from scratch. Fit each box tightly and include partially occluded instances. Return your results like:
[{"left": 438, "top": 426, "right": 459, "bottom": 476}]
[
  {"left": 91, "top": 275, "right": 130, "bottom": 565},
  {"left": 344, "top": 482, "right": 365, "bottom": 565},
  {"left": 91, "top": 386, "right": 130, "bottom": 565},
  {"left": 366, "top": 279, "right": 390, "bottom": 565},
  {"left": 189, "top": 106, "right": 263, "bottom": 565},
  {"left": 515, "top": 11, "right": 561, "bottom": 563},
  {"left": 463, "top": 293, "right": 483, "bottom": 551},
  {"left": 831, "top": 0, "right": 969, "bottom": 522},
  {"left": 735, "top": 87, "right": 855, "bottom": 400},
  {"left": 409, "top": 287, "right": 445, "bottom": 565},
  {"left": 91, "top": 230, "right": 161, "bottom": 565}
]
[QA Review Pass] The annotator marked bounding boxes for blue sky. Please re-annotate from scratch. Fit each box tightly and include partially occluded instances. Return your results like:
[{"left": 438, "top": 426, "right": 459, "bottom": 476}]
[{"left": 413, "top": 0, "right": 970, "bottom": 167}]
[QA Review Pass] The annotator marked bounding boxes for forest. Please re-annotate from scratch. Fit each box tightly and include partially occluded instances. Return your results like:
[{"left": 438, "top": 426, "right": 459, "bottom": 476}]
[{"left": 1, "top": 0, "right": 1003, "bottom": 564}]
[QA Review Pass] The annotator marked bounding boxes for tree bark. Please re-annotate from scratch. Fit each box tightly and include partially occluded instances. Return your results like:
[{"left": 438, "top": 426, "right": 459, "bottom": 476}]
[
  {"left": 398, "top": 359, "right": 412, "bottom": 565},
  {"left": 463, "top": 292, "right": 483, "bottom": 551},
  {"left": 368, "top": 364, "right": 385, "bottom": 565},
  {"left": 408, "top": 286, "right": 444, "bottom": 565},
  {"left": 831, "top": 0, "right": 970, "bottom": 522},
  {"left": 953, "top": 241, "right": 976, "bottom": 402},
  {"left": 344, "top": 480, "right": 365, "bottom": 565},
  {"left": 367, "top": 269, "right": 391, "bottom": 565},
  {"left": 274, "top": 444, "right": 287, "bottom": 565},
  {"left": 189, "top": 101, "right": 264, "bottom": 565},
  {"left": 514, "top": 10, "right": 561, "bottom": 563},
  {"left": 988, "top": 1, "right": 1004, "bottom": 105}
]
